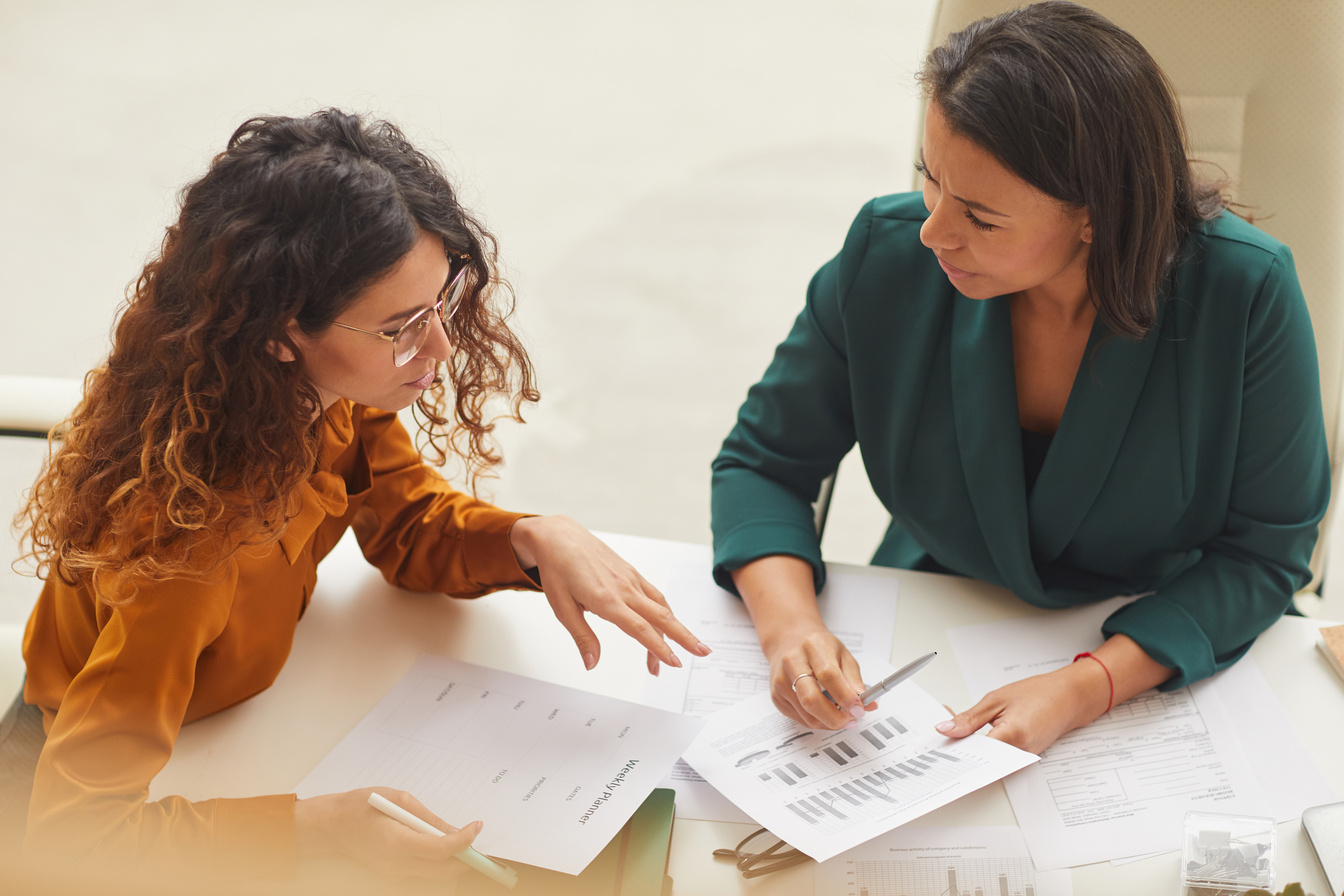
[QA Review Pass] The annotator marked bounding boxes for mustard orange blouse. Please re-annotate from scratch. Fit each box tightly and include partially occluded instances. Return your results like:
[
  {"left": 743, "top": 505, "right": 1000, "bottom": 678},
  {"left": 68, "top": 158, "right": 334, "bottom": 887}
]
[{"left": 21, "top": 399, "right": 538, "bottom": 875}]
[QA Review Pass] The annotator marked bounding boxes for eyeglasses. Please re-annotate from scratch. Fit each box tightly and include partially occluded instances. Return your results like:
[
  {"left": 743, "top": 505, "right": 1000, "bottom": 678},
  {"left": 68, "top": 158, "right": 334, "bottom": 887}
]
[
  {"left": 328, "top": 251, "right": 471, "bottom": 367},
  {"left": 712, "top": 828, "right": 812, "bottom": 879}
]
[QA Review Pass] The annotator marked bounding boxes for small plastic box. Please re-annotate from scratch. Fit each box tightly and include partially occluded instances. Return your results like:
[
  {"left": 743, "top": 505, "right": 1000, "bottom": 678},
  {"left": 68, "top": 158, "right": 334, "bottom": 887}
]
[{"left": 1180, "top": 811, "right": 1276, "bottom": 895}]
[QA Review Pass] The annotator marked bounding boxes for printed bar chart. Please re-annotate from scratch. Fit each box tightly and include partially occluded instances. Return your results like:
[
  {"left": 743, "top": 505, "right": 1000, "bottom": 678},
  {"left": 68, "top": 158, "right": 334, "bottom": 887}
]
[
  {"left": 850, "top": 856, "right": 1039, "bottom": 896},
  {"left": 782, "top": 746, "right": 979, "bottom": 831}
]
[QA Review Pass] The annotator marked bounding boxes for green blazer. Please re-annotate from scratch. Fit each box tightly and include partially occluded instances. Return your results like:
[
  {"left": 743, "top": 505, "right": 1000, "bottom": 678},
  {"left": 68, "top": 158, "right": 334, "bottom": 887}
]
[{"left": 711, "top": 192, "right": 1329, "bottom": 690}]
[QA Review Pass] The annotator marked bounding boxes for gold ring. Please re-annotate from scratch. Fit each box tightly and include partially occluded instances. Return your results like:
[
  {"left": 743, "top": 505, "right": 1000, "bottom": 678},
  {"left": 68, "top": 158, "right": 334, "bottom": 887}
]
[{"left": 791, "top": 672, "right": 818, "bottom": 691}]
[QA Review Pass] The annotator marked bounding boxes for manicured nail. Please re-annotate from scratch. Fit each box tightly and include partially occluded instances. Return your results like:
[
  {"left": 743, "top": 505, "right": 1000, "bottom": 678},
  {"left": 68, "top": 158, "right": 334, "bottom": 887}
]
[
  {"left": 696, "top": 642, "right": 712, "bottom": 656},
  {"left": 935, "top": 719, "right": 955, "bottom": 733},
  {"left": 849, "top": 704, "right": 865, "bottom": 721},
  {"left": 669, "top": 654, "right": 683, "bottom": 668},
  {"left": 844, "top": 719, "right": 858, "bottom": 730},
  {"left": 583, "top": 653, "right": 596, "bottom": 671}
]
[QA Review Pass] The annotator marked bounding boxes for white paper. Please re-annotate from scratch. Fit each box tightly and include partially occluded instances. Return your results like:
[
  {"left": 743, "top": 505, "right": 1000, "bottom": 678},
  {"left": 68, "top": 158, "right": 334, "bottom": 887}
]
[
  {"left": 642, "top": 563, "right": 899, "bottom": 822},
  {"left": 294, "top": 654, "right": 703, "bottom": 875},
  {"left": 682, "top": 681, "right": 1038, "bottom": 863},
  {"left": 815, "top": 826, "right": 1073, "bottom": 896},
  {"left": 1210, "top": 654, "right": 1338, "bottom": 820},
  {"left": 947, "top": 597, "right": 1334, "bottom": 870}
]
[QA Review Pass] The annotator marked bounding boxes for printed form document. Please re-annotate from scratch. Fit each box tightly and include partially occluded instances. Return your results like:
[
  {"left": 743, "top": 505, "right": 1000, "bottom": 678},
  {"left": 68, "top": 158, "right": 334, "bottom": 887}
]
[
  {"left": 295, "top": 654, "right": 703, "bottom": 875},
  {"left": 948, "top": 597, "right": 1335, "bottom": 870},
  {"left": 682, "top": 675, "right": 1038, "bottom": 863},
  {"left": 641, "top": 563, "right": 898, "bottom": 822},
  {"left": 814, "top": 826, "right": 1073, "bottom": 896}
]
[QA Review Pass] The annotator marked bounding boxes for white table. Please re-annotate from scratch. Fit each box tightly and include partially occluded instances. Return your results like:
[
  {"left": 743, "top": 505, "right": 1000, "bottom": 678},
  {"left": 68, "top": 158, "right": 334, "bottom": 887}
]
[{"left": 153, "top": 530, "right": 1344, "bottom": 895}]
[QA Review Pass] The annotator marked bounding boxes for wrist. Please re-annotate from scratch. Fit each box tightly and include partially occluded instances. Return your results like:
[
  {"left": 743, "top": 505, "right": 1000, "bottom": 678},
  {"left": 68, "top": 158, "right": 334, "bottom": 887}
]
[
  {"left": 1064, "top": 654, "right": 1113, "bottom": 723},
  {"left": 757, "top": 613, "right": 829, "bottom": 659},
  {"left": 508, "top": 515, "right": 544, "bottom": 568},
  {"left": 294, "top": 795, "right": 337, "bottom": 860}
]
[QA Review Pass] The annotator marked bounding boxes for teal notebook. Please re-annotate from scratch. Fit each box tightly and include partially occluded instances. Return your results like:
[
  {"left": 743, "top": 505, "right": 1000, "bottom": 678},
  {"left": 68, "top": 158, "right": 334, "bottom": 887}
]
[{"left": 460, "top": 788, "right": 675, "bottom": 896}]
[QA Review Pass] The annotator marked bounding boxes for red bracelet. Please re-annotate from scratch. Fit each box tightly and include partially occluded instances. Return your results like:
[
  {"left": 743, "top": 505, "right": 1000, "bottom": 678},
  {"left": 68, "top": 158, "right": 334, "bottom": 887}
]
[{"left": 1073, "top": 652, "right": 1114, "bottom": 714}]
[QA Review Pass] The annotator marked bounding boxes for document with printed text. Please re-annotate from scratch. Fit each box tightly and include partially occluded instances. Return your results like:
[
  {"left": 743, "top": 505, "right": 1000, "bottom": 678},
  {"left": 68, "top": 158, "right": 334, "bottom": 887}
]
[
  {"left": 814, "top": 825, "right": 1073, "bottom": 896},
  {"left": 295, "top": 654, "right": 703, "bottom": 875},
  {"left": 948, "top": 597, "right": 1335, "bottom": 870},
  {"left": 682, "top": 675, "right": 1038, "bottom": 862},
  {"left": 642, "top": 563, "right": 898, "bottom": 822}
]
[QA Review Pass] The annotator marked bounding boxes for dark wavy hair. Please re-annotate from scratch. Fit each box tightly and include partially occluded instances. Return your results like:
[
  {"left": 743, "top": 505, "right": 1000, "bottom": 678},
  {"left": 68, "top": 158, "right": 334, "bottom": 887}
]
[
  {"left": 19, "top": 109, "right": 538, "bottom": 599},
  {"left": 919, "top": 0, "right": 1227, "bottom": 339}
]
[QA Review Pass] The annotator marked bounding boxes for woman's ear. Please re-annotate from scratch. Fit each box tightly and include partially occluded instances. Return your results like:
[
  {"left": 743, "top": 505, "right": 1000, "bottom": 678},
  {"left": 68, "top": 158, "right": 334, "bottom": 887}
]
[{"left": 266, "top": 322, "right": 301, "bottom": 363}]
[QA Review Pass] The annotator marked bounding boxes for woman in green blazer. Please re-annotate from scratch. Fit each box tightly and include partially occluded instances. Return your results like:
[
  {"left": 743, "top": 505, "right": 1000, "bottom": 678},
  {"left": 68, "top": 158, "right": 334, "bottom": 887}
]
[{"left": 711, "top": 1, "right": 1330, "bottom": 755}]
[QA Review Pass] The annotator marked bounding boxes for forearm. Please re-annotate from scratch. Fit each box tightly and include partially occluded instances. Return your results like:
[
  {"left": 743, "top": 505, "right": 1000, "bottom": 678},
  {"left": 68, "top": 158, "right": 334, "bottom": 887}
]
[
  {"left": 939, "top": 632, "right": 1175, "bottom": 754},
  {"left": 731, "top": 555, "right": 825, "bottom": 653},
  {"left": 1084, "top": 632, "right": 1173, "bottom": 709}
]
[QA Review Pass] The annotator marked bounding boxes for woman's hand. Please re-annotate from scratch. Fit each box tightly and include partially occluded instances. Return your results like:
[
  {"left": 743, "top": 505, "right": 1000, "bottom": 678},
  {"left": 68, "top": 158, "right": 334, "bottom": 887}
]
[
  {"left": 731, "top": 554, "right": 875, "bottom": 730},
  {"left": 762, "top": 621, "right": 877, "bottom": 730},
  {"left": 295, "top": 787, "right": 482, "bottom": 879},
  {"left": 934, "top": 634, "right": 1173, "bottom": 755},
  {"left": 508, "top": 515, "right": 710, "bottom": 673},
  {"left": 933, "top": 661, "right": 1110, "bottom": 755}
]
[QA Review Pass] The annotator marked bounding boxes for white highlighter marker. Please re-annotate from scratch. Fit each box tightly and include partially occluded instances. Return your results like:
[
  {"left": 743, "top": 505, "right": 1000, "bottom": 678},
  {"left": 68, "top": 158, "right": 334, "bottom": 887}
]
[{"left": 367, "top": 791, "right": 518, "bottom": 889}]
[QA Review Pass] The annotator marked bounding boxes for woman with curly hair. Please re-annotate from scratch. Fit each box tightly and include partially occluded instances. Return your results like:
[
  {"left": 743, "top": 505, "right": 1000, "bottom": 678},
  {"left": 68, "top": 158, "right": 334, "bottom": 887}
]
[{"left": 14, "top": 109, "right": 707, "bottom": 879}]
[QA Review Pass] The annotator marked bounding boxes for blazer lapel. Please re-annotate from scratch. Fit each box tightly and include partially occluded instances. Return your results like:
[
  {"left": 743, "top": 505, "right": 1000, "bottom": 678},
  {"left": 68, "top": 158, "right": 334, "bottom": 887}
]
[
  {"left": 1028, "top": 305, "right": 1166, "bottom": 563},
  {"left": 950, "top": 294, "right": 1042, "bottom": 593}
]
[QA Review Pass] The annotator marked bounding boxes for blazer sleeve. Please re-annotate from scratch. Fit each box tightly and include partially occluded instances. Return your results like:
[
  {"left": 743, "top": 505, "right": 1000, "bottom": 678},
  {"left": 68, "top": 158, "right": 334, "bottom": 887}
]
[
  {"left": 1102, "top": 245, "right": 1331, "bottom": 689},
  {"left": 349, "top": 406, "right": 540, "bottom": 596},
  {"left": 710, "top": 201, "right": 876, "bottom": 595},
  {"left": 24, "top": 563, "right": 297, "bottom": 877}
]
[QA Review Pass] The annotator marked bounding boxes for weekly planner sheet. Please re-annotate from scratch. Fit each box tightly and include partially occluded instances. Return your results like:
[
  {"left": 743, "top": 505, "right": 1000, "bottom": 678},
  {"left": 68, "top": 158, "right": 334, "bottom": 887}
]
[{"left": 295, "top": 654, "right": 703, "bottom": 874}]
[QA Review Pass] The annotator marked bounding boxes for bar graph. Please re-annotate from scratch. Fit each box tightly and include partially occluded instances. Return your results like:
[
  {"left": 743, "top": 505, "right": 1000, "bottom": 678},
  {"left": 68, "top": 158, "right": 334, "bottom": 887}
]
[
  {"left": 751, "top": 714, "right": 917, "bottom": 795},
  {"left": 845, "top": 856, "right": 1040, "bottom": 896},
  {"left": 780, "top": 745, "right": 984, "bottom": 832}
]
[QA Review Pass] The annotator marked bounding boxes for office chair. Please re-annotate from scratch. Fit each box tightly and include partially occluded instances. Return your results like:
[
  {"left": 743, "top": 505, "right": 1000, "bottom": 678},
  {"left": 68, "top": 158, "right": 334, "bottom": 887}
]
[{"left": 0, "top": 375, "right": 81, "bottom": 620}]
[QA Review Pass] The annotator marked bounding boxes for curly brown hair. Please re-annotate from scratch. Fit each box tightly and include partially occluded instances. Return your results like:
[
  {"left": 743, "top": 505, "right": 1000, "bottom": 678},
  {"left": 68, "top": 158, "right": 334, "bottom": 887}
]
[{"left": 17, "top": 109, "right": 538, "bottom": 601}]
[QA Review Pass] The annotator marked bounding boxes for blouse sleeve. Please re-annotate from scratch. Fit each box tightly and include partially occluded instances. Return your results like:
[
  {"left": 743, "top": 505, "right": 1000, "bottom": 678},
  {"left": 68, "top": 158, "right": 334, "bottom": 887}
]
[
  {"left": 23, "top": 563, "right": 297, "bottom": 877},
  {"left": 348, "top": 406, "right": 540, "bottom": 596},
  {"left": 1102, "top": 244, "right": 1331, "bottom": 688},
  {"left": 709, "top": 201, "right": 874, "bottom": 595}
]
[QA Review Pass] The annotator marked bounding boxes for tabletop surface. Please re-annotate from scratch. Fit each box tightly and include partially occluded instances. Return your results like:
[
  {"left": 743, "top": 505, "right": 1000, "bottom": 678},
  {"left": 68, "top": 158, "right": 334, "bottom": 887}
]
[{"left": 150, "top": 530, "right": 1344, "bottom": 895}]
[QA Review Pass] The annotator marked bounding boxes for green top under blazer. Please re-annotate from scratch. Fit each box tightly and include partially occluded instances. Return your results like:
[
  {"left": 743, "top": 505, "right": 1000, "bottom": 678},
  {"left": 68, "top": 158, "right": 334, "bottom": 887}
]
[{"left": 711, "top": 192, "right": 1330, "bottom": 690}]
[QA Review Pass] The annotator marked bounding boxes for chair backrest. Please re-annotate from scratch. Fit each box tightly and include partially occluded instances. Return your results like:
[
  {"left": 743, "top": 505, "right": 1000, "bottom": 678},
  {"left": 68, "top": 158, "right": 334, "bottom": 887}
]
[
  {"left": 923, "top": 0, "right": 1344, "bottom": 591},
  {"left": 0, "top": 376, "right": 81, "bottom": 629}
]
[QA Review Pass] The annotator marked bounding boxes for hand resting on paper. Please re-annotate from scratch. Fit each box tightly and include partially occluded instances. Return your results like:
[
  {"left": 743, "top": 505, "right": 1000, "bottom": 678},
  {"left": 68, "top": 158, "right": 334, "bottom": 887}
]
[
  {"left": 508, "top": 515, "right": 711, "bottom": 675},
  {"left": 934, "top": 633, "right": 1174, "bottom": 755},
  {"left": 764, "top": 621, "right": 880, "bottom": 730},
  {"left": 295, "top": 787, "right": 482, "bottom": 879},
  {"left": 731, "top": 555, "right": 878, "bottom": 730}
]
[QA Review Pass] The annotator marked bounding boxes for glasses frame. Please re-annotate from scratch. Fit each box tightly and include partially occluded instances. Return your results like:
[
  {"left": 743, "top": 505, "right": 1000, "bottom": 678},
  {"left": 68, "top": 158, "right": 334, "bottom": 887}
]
[
  {"left": 712, "top": 827, "right": 812, "bottom": 879},
  {"left": 328, "top": 250, "right": 472, "bottom": 367}
]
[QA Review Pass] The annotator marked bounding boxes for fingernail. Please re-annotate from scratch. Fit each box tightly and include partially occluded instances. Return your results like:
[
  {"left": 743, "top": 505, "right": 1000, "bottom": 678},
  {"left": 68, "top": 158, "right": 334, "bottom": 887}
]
[
  {"left": 935, "top": 720, "right": 955, "bottom": 733},
  {"left": 844, "top": 719, "right": 858, "bottom": 730},
  {"left": 696, "top": 642, "right": 712, "bottom": 656},
  {"left": 849, "top": 704, "right": 865, "bottom": 721},
  {"left": 583, "top": 653, "right": 596, "bottom": 671},
  {"left": 669, "top": 654, "right": 683, "bottom": 668}
]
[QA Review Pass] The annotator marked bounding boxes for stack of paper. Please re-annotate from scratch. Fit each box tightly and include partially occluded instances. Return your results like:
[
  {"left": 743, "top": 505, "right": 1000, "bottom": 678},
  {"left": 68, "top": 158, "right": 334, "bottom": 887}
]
[{"left": 1318, "top": 623, "right": 1344, "bottom": 681}]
